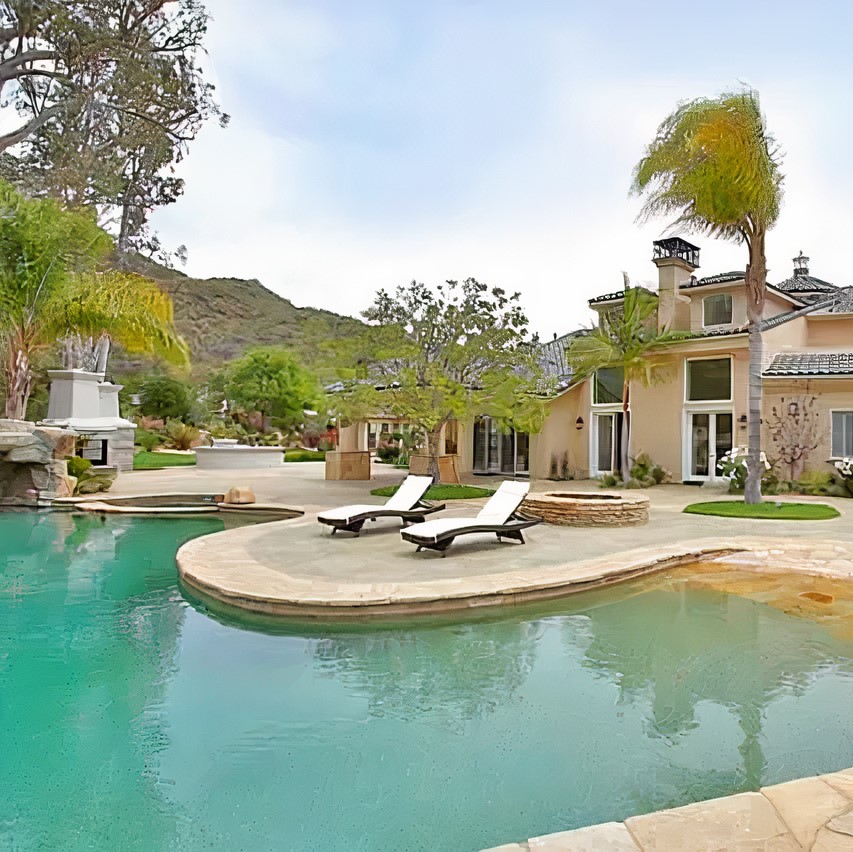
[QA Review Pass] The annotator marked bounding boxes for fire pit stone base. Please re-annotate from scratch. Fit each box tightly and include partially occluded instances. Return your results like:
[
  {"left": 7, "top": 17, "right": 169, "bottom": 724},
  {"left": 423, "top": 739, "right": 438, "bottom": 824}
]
[{"left": 523, "top": 490, "right": 649, "bottom": 527}]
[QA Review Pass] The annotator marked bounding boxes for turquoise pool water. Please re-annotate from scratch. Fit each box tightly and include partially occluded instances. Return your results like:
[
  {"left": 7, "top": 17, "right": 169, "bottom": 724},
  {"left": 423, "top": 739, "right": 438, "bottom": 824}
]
[{"left": 1, "top": 512, "right": 852, "bottom": 851}]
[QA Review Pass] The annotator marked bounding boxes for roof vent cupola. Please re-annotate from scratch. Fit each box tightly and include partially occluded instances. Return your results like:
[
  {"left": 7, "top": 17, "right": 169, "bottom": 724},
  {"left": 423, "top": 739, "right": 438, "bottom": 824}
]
[{"left": 793, "top": 251, "right": 809, "bottom": 277}]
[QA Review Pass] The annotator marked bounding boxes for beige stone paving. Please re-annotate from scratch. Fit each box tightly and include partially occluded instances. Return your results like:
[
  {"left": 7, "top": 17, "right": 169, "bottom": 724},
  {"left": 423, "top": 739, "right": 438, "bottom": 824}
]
[{"left": 485, "top": 771, "right": 853, "bottom": 851}]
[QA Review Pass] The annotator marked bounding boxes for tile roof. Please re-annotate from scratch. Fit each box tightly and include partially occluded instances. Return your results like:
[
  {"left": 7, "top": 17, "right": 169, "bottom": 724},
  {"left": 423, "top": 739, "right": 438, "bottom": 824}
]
[
  {"left": 588, "top": 286, "right": 657, "bottom": 305},
  {"left": 815, "top": 287, "right": 853, "bottom": 314},
  {"left": 764, "top": 352, "right": 853, "bottom": 377},
  {"left": 774, "top": 273, "right": 839, "bottom": 294},
  {"left": 539, "top": 329, "right": 586, "bottom": 385},
  {"left": 684, "top": 271, "right": 745, "bottom": 288}
]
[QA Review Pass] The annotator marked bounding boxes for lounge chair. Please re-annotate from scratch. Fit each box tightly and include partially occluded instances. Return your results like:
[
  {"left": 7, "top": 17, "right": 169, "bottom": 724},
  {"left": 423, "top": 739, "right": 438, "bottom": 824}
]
[
  {"left": 317, "top": 475, "right": 444, "bottom": 536},
  {"left": 400, "top": 480, "right": 541, "bottom": 555}
]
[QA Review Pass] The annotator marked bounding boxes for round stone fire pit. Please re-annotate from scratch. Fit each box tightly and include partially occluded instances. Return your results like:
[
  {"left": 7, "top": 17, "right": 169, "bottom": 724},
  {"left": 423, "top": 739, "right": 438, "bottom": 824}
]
[{"left": 523, "top": 491, "right": 649, "bottom": 527}]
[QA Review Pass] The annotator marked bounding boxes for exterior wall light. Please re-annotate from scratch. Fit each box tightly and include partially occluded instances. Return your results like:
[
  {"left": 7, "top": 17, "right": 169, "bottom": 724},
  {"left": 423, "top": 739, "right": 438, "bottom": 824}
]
[{"left": 575, "top": 417, "right": 584, "bottom": 430}]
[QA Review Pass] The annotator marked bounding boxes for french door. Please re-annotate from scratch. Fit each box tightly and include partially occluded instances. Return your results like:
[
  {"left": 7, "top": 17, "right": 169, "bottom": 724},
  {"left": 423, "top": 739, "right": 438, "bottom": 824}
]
[
  {"left": 593, "top": 412, "right": 624, "bottom": 476},
  {"left": 687, "top": 412, "right": 733, "bottom": 481},
  {"left": 473, "top": 418, "right": 529, "bottom": 475}
]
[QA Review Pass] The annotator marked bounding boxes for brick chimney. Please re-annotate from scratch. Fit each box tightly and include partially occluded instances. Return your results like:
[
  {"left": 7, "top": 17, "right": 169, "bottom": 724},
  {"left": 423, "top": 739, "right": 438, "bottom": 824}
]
[{"left": 652, "top": 238, "right": 699, "bottom": 331}]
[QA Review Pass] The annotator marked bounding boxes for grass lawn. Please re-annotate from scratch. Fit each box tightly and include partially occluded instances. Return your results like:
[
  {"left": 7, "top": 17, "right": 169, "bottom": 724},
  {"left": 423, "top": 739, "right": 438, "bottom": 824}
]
[
  {"left": 133, "top": 451, "right": 197, "bottom": 470},
  {"left": 683, "top": 500, "right": 840, "bottom": 521},
  {"left": 285, "top": 449, "right": 326, "bottom": 462},
  {"left": 371, "top": 483, "right": 495, "bottom": 500}
]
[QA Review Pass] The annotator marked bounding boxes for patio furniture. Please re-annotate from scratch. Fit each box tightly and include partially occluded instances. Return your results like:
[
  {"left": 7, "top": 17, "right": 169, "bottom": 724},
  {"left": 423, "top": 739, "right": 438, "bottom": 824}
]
[
  {"left": 317, "top": 475, "right": 444, "bottom": 535},
  {"left": 400, "top": 480, "right": 541, "bottom": 556}
]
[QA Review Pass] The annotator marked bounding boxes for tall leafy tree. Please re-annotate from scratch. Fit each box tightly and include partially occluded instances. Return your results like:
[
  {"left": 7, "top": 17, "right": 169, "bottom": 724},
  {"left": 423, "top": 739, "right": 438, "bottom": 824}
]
[
  {"left": 336, "top": 278, "right": 548, "bottom": 479},
  {"left": 0, "top": 1, "right": 225, "bottom": 255},
  {"left": 565, "top": 286, "right": 686, "bottom": 480},
  {"left": 0, "top": 181, "right": 187, "bottom": 419},
  {"left": 222, "top": 348, "right": 322, "bottom": 435},
  {"left": 632, "top": 88, "right": 783, "bottom": 503}
]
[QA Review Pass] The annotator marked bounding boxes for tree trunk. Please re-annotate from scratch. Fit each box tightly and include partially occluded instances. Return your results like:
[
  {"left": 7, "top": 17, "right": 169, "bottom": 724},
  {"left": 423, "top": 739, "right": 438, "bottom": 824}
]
[
  {"left": 744, "top": 228, "right": 768, "bottom": 505},
  {"left": 426, "top": 423, "right": 445, "bottom": 483},
  {"left": 4, "top": 345, "right": 32, "bottom": 421},
  {"left": 620, "top": 382, "right": 631, "bottom": 483}
]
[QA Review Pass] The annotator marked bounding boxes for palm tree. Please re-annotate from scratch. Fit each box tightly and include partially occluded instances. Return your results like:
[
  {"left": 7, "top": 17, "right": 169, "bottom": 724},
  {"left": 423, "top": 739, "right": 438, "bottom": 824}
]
[
  {"left": 566, "top": 285, "right": 686, "bottom": 480},
  {"left": 632, "top": 88, "right": 783, "bottom": 503},
  {"left": 0, "top": 182, "right": 187, "bottom": 420}
]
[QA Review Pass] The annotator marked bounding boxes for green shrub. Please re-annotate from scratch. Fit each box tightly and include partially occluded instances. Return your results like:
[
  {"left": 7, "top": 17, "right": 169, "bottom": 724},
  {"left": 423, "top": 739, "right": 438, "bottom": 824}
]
[
  {"left": 139, "top": 374, "right": 196, "bottom": 422},
  {"left": 630, "top": 452, "right": 670, "bottom": 485},
  {"left": 66, "top": 456, "right": 115, "bottom": 496},
  {"left": 794, "top": 470, "right": 835, "bottom": 496},
  {"left": 599, "top": 453, "right": 669, "bottom": 489},
  {"left": 376, "top": 445, "right": 400, "bottom": 463},
  {"left": 136, "top": 428, "right": 165, "bottom": 453},
  {"left": 164, "top": 419, "right": 200, "bottom": 451},
  {"left": 66, "top": 456, "right": 93, "bottom": 479},
  {"left": 284, "top": 449, "right": 326, "bottom": 462}
]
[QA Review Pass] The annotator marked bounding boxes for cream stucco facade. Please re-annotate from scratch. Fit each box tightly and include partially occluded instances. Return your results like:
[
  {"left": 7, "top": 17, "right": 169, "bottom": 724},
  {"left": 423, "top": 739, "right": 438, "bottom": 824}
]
[{"left": 339, "top": 240, "right": 853, "bottom": 484}]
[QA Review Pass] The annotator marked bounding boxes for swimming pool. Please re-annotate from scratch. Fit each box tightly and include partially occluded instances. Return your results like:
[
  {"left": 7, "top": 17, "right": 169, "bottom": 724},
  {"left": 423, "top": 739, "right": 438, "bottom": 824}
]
[{"left": 2, "top": 512, "right": 851, "bottom": 850}]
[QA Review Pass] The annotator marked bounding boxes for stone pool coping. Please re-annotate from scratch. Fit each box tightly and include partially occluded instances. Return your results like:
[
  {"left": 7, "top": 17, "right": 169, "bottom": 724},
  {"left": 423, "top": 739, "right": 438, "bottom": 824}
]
[
  {"left": 177, "top": 521, "right": 853, "bottom": 618},
  {"left": 483, "top": 769, "right": 853, "bottom": 850},
  {"left": 51, "top": 492, "right": 304, "bottom": 518}
]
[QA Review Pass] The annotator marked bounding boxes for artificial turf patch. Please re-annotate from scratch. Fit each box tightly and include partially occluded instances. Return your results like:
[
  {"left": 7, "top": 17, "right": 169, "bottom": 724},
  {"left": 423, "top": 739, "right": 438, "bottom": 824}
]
[
  {"left": 371, "top": 483, "right": 495, "bottom": 500},
  {"left": 683, "top": 500, "right": 840, "bottom": 520}
]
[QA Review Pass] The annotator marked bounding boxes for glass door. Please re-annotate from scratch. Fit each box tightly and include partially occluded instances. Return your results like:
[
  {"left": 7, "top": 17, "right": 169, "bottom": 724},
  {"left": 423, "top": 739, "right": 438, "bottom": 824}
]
[
  {"left": 689, "top": 412, "right": 733, "bottom": 480},
  {"left": 595, "top": 414, "right": 615, "bottom": 474}
]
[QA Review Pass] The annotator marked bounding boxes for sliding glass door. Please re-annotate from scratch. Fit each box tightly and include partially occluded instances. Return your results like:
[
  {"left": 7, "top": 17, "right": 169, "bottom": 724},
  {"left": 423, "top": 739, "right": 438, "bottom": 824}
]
[{"left": 472, "top": 417, "right": 529, "bottom": 476}]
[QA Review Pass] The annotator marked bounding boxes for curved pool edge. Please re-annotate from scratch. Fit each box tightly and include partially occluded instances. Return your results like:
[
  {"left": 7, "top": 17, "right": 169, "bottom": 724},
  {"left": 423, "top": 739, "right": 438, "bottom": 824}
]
[{"left": 176, "top": 525, "right": 853, "bottom": 620}]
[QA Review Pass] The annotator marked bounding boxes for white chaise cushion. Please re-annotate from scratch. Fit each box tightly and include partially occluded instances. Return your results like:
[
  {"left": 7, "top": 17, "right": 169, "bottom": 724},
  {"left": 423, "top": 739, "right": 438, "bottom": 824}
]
[
  {"left": 476, "top": 480, "right": 529, "bottom": 523},
  {"left": 384, "top": 475, "right": 433, "bottom": 511},
  {"left": 318, "top": 475, "right": 434, "bottom": 525},
  {"left": 402, "top": 518, "right": 477, "bottom": 543},
  {"left": 404, "top": 481, "right": 530, "bottom": 543},
  {"left": 318, "top": 504, "right": 382, "bottom": 524}
]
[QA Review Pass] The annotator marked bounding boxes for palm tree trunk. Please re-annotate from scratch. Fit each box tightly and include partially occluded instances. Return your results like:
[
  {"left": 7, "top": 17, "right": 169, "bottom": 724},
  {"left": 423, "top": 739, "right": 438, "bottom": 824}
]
[
  {"left": 4, "top": 344, "right": 32, "bottom": 421},
  {"left": 621, "top": 382, "right": 631, "bottom": 482},
  {"left": 744, "top": 227, "right": 768, "bottom": 505}
]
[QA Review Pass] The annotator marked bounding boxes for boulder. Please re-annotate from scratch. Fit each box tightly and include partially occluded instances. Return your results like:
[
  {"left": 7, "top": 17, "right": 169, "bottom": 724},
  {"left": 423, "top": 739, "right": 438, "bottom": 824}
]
[
  {"left": 0, "top": 420, "right": 76, "bottom": 501},
  {"left": 223, "top": 486, "right": 256, "bottom": 505}
]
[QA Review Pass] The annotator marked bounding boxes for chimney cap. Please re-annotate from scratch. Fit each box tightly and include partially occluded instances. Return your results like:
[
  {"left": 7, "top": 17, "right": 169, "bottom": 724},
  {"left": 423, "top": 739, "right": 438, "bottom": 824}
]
[{"left": 652, "top": 237, "right": 700, "bottom": 270}]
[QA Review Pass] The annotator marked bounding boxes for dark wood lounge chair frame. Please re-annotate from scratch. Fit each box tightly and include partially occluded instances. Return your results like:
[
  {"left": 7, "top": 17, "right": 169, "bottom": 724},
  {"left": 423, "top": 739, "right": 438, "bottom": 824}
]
[
  {"left": 319, "top": 501, "right": 445, "bottom": 536},
  {"left": 401, "top": 510, "right": 542, "bottom": 556}
]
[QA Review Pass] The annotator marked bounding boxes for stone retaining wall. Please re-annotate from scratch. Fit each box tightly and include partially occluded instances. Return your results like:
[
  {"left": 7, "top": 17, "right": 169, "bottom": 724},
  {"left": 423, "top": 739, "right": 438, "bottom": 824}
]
[
  {"left": 0, "top": 419, "right": 75, "bottom": 502},
  {"left": 523, "top": 491, "right": 650, "bottom": 526}
]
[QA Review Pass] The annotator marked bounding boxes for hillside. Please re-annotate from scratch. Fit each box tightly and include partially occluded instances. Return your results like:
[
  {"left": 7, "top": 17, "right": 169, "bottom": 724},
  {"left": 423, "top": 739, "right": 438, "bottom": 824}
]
[{"left": 125, "top": 256, "right": 363, "bottom": 376}]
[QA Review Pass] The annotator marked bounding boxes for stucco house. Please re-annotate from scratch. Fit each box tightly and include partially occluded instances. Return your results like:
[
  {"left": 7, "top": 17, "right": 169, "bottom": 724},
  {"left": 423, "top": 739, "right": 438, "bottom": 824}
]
[
  {"left": 532, "top": 238, "right": 853, "bottom": 484},
  {"left": 339, "top": 238, "right": 853, "bottom": 483}
]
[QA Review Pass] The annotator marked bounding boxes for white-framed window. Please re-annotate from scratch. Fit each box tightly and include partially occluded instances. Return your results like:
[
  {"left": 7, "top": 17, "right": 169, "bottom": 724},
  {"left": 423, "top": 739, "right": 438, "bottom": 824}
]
[
  {"left": 593, "top": 367, "right": 624, "bottom": 405},
  {"left": 703, "top": 293, "right": 733, "bottom": 327},
  {"left": 686, "top": 357, "right": 732, "bottom": 402},
  {"left": 832, "top": 411, "right": 853, "bottom": 458}
]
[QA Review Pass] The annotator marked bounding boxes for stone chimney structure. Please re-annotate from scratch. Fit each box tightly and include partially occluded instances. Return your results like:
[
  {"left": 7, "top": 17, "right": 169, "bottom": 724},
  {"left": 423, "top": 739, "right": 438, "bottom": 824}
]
[{"left": 652, "top": 237, "right": 700, "bottom": 331}]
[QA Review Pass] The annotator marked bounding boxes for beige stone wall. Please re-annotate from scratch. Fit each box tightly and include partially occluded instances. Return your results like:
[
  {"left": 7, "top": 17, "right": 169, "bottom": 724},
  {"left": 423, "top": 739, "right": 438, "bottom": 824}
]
[{"left": 762, "top": 378, "right": 853, "bottom": 479}]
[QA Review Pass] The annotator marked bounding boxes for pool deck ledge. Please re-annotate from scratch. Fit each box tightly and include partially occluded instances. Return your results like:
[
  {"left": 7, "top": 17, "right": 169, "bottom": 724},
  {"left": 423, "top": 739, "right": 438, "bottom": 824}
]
[
  {"left": 483, "top": 770, "right": 853, "bottom": 851},
  {"left": 176, "top": 508, "right": 853, "bottom": 618}
]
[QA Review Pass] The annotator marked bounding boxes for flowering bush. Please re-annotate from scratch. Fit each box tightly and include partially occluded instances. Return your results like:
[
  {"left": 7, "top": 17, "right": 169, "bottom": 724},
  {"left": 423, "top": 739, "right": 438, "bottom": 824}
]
[
  {"left": 832, "top": 458, "right": 853, "bottom": 497},
  {"left": 717, "top": 448, "right": 776, "bottom": 494}
]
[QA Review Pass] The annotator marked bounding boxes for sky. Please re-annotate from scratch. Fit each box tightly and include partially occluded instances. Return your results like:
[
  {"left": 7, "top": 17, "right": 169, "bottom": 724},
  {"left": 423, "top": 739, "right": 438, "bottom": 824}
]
[{"left": 153, "top": 0, "right": 853, "bottom": 339}]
